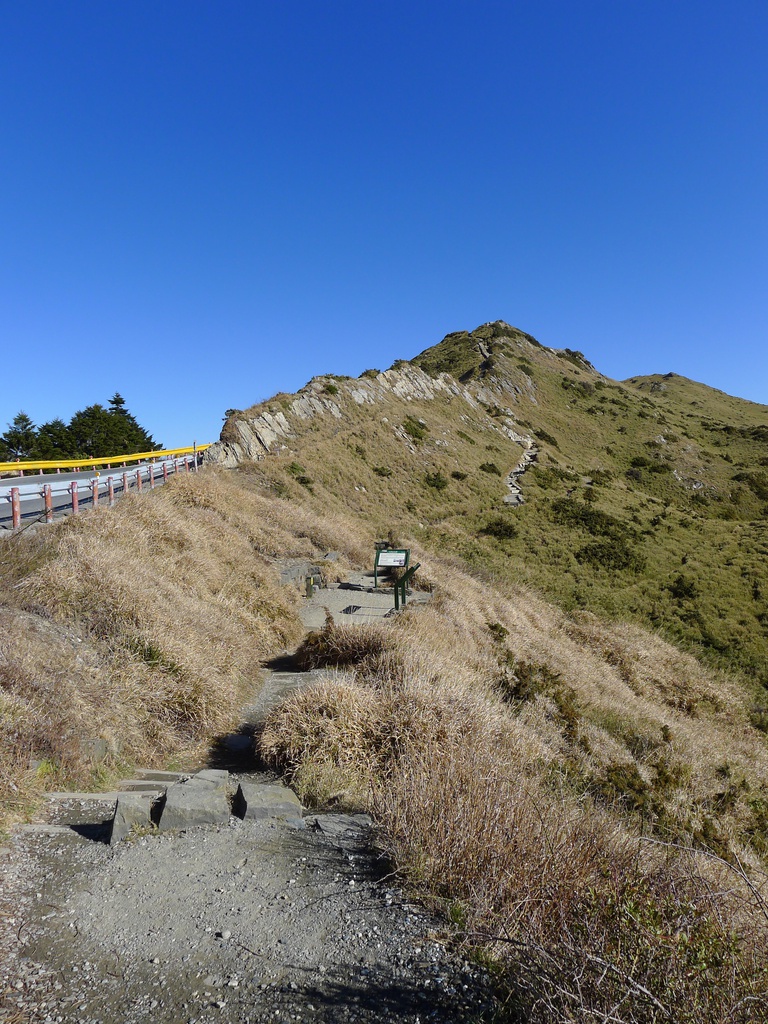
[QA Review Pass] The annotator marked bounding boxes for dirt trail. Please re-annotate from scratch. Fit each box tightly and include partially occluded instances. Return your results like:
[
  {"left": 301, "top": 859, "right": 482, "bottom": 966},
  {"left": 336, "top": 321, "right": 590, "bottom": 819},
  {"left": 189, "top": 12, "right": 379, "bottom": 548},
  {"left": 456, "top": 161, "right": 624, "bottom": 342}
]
[{"left": 0, "top": 570, "right": 496, "bottom": 1024}]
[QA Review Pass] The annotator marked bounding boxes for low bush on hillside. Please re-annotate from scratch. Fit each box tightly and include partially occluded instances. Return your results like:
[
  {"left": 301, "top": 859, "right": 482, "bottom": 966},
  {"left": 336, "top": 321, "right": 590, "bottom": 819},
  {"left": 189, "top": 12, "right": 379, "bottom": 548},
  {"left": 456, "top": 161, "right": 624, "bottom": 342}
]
[
  {"left": 576, "top": 538, "right": 647, "bottom": 572},
  {"left": 403, "top": 415, "right": 428, "bottom": 442},
  {"left": 479, "top": 461, "right": 502, "bottom": 476},
  {"left": 425, "top": 470, "right": 448, "bottom": 490},
  {"left": 535, "top": 428, "right": 559, "bottom": 448},
  {"left": 480, "top": 516, "right": 518, "bottom": 541},
  {"left": 294, "top": 614, "right": 389, "bottom": 671}
]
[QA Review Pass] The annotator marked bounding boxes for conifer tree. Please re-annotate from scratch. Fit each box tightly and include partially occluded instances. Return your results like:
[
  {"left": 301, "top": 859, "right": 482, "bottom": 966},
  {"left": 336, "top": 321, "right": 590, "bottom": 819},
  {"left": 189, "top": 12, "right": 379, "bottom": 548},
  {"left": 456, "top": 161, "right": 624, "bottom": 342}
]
[{"left": 0, "top": 412, "right": 37, "bottom": 459}]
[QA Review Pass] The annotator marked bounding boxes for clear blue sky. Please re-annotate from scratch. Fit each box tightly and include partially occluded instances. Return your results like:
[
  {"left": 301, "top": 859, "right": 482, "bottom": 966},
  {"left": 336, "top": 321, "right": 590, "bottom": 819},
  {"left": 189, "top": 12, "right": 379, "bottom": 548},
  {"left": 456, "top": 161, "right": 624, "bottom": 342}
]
[{"left": 2, "top": 1, "right": 766, "bottom": 448}]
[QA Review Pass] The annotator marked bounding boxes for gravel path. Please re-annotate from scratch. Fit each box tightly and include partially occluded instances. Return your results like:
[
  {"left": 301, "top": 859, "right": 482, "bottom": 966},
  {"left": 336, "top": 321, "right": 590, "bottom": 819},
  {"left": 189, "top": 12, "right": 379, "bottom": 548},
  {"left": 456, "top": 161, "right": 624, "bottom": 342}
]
[
  {"left": 0, "top": 809, "right": 495, "bottom": 1023},
  {"left": 0, "top": 575, "right": 498, "bottom": 1024}
]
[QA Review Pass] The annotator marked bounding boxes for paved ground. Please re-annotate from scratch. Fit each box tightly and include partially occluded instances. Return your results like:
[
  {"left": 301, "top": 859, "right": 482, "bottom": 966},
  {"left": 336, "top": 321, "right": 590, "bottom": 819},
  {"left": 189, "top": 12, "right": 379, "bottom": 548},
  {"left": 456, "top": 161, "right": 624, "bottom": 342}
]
[{"left": 298, "top": 570, "right": 429, "bottom": 630}]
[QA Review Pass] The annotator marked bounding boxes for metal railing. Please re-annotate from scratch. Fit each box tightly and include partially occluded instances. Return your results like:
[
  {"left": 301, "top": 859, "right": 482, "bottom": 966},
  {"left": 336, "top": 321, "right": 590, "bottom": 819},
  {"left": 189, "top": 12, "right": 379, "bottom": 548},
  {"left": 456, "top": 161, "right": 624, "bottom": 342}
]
[
  {"left": 2, "top": 454, "right": 203, "bottom": 531},
  {"left": 0, "top": 443, "right": 210, "bottom": 476}
]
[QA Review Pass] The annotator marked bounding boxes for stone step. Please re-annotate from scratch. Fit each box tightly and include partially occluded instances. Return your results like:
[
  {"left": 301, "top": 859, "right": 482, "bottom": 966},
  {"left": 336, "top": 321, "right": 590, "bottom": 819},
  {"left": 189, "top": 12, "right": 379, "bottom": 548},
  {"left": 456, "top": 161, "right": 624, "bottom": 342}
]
[
  {"left": 234, "top": 782, "right": 303, "bottom": 828},
  {"left": 132, "top": 769, "right": 189, "bottom": 783},
  {"left": 116, "top": 780, "right": 168, "bottom": 794}
]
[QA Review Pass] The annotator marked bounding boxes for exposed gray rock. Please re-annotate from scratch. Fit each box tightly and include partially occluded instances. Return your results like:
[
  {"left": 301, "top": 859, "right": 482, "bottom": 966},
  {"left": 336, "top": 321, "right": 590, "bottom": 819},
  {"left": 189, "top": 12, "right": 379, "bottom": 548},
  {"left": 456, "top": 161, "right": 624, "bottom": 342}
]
[
  {"left": 235, "top": 782, "right": 303, "bottom": 827},
  {"left": 110, "top": 792, "right": 157, "bottom": 844},
  {"left": 116, "top": 780, "right": 168, "bottom": 794},
  {"left": 134, "top": 769, "right": 189, "bottom": 783},
  {"left": 158, "top": 772, "right": 231, "bottom": 831},
  {"left": 45, "top": 792, "right": 120, "bottom": 807}
]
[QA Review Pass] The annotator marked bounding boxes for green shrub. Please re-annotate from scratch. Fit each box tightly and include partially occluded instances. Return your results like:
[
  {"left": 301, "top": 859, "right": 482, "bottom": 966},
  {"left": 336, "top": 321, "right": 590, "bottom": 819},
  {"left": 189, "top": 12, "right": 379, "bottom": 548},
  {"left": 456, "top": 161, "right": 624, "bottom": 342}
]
[
  {"left": 536, "top": 429, "right": 560, "bottom": 448},
  {"left": 373, "top": 466, "right": 392, "bottom": 478},
  {"left": 323, "top": 383, "right": 339, "bottom": 395},
  {"left": 479, "top": 462, "right": 502, "bottom": 476},
  {"left": 551, "top": 498, "right": 629, "bottom": 540},
  {"left": 668, "top": 574, "right": 698, "bottom": 600},
  {"left": 481, "top": 517, "right": 518, "bottom": 541},
  {"left": 425, "top": 471, "right": 448, "bottom": 491},
  {"left": 403, "top": 416, "right": 428, "bottom": 442},
  {"left": 451, "top": 470, "right": 467, "bottom": 480},
  {"left": 576, "top": 539, "right": 646, "bottom": 572},
  {"left": 456, "top": 430, "right": 476, "bottom": 446}
]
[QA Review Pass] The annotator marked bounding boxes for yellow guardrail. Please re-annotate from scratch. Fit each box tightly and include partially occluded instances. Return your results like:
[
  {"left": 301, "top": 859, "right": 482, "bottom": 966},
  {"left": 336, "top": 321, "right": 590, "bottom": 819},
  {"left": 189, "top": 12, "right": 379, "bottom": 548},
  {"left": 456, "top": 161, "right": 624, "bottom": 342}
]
[{"left": 0, "top": 444, "right": 211, "bottom": 474}]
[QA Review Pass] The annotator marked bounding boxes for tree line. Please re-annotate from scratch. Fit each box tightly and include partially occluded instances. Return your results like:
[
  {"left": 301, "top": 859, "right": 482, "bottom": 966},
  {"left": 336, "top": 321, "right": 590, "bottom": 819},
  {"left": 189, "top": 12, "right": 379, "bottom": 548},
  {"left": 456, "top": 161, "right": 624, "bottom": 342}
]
[{"left": 0, "top": 394, "right": 161, "bottom": 462}]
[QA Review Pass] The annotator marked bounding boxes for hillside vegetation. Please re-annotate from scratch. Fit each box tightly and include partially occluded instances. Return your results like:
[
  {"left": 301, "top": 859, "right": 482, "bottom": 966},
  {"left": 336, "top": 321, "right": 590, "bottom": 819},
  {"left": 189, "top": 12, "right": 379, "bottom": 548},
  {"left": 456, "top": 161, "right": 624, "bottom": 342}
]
[
  {"left": 218, "top": 321, "right": 768, "bottom": 693},
  {"left": 2, "top": 321, "right": 768, "bottom": 1021}
]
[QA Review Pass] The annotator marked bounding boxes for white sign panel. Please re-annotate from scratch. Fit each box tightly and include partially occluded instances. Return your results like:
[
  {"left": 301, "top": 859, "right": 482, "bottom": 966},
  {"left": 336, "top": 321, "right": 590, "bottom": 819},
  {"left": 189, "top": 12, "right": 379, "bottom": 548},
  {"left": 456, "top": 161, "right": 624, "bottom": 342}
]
[{"left": 377, "top": 550, "right": 408, "bottom": 567}]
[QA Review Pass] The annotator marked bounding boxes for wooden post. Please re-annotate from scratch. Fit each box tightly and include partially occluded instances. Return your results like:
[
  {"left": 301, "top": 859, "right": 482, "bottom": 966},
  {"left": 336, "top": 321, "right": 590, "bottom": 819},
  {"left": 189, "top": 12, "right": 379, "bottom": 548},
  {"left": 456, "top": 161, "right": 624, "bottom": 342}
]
[
  {"left": 136, "top": 469, "right": 143, "bottom": 493},
  {"left": 92, "top": 478, "right": 99, "bottom": 508},
  {"left": 10, "top": 487, "right": 20, "bottom": 529},
  {"left": 162, "top": 462, "right": 168, "bottom": 483},
  {"left": 107, "top": 476, "right": 115, "bottom": 507},
  {"left": 70, "top": 481, "right": 79, "bottom": 515},
  {"left": 43, "top": 484, "right": 53, "bottom": 523},
  {"left": 122, "top": 472, "right": 129, "bottom": 496},
  {"left": 149, "top": 464, "right": 155, "bottom": 489}
]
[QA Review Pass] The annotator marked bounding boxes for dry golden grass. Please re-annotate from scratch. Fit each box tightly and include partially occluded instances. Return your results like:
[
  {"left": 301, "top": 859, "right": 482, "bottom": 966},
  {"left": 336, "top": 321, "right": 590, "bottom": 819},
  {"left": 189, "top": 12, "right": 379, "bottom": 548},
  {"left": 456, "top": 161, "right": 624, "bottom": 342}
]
[
  {"left": 0, "top": 467, "right": 376, "bottom": 830},
  {"left": 262, "top": 551, "right": 768, "bottom": 1022}
]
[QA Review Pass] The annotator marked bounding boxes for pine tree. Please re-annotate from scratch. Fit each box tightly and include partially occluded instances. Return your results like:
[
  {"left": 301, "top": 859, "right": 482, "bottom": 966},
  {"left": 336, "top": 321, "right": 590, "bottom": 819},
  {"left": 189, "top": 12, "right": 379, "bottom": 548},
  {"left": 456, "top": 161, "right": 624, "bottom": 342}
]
[
  {"left": 1, "top": 412, "right": 37, "bottom": 459},
  {"left": 33, "top": 418, "right": 75, "bottom": 460}
]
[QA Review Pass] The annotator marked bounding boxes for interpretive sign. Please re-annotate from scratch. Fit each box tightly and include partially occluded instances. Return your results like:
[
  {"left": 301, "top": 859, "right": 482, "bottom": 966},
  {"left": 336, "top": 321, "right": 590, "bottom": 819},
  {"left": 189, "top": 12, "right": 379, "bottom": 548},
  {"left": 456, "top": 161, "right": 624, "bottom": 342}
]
[
  {"left": 373, "top": 546, "right": 410, "bottom": 587},
  {"left": 377, "top": 549, "right": 408, "bottom": 568}
]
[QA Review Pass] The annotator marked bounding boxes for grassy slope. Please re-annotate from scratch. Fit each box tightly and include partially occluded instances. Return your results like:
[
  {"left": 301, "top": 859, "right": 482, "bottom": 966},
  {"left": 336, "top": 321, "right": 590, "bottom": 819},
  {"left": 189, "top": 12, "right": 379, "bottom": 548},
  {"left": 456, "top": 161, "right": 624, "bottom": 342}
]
[
  {"left": 3, "top": 322, "right": 768, "bottom": 1020},
  {"left": 0, "top": 470, "right": 370, "bottom": 829},
  {"left": 232, "top": 321, "right": 768, "bottom": 692}
]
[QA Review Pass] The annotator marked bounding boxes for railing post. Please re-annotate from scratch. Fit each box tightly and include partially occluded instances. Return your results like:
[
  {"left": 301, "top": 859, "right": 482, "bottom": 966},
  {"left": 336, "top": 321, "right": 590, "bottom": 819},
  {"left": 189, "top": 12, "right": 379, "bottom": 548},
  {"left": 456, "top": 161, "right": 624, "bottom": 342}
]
[
  {"left": 107, "top": 476, "right": 115, "bottom": 507},
  {"left": 162, "top": 462, "right": 168, "bottom": 483},
  {"left": 10, "top": 487, "right": 20, "bottom": 530},
  {"left": 184, "top": 458, "right": 189, "bottom": 474},
  {"left": 91, "top": 478, "right": 99, "bottom": 508},
  {"left": 149, "top": 464, "right": 155, "bottom": 489},
  {"left": 122, "top": 472, "right": 129, "bottom": 496},
  {"left": 70, "top": 481, "right": 79, "bottom": 515},
  {"left": 193, "top": 441, "right": 198, "bottom": 472},
  {"left": 136, "top": 469, "right": 143, "bottom": 493},
  {"left": 43, "top": 484, "right": 53, "bottom": 523}
]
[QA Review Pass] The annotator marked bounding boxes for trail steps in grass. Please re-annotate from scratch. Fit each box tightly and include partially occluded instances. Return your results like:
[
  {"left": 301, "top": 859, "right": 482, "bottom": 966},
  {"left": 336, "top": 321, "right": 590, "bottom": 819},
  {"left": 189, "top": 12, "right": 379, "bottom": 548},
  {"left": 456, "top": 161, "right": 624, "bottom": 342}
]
[{"left": 0, "top": 565, "right": 493, "bottom": 1024}]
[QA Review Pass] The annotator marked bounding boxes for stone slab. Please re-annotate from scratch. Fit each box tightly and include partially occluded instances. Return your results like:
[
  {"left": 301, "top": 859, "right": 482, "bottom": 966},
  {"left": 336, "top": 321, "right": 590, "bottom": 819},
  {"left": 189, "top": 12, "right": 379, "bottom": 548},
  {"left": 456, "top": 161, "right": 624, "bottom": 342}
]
[
  {"left": 110, "top": 793, "right": 157, "bottom": 844},
  {"left": 17, "top": 823, "right": 85, "bottom": 837},
  {"left": 45, "top": 792, "right": 120, "bottom": 805},
  {"left": 158, "top": 777, "right": 231, "bottom": 831},
  {"left": 195, "top": 769, "right": 231, "bottom": 790},
  {"left": 133, "top": 770, "right": 189, "bottom": 783},
  {"left": 116, "top": 781, "right": 168, "bottom": 794},
  {"left": 309, "top": 813, "right": 373, "bottom": 844},
  {"left": 235, "top": 783, "right": 303, "bottom": 828}
]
